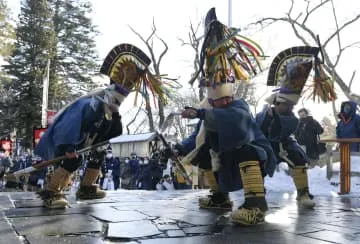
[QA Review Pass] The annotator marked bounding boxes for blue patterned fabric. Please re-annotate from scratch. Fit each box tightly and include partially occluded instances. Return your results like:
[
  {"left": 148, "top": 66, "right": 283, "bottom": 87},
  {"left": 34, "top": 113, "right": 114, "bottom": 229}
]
[
  {"left": 203, "top": 99, "right": 277, "bottom": 192},
  {"left": 256, "top": 105, "right": 308, "bottom": 162},
  {"left": 35, "top": 97, "right": 119, "bottom": 160}
]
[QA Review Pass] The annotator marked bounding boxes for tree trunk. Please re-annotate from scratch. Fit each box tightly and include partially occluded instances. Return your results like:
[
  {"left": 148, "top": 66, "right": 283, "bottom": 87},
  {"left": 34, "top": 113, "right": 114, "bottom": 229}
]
[
  {"left": 145, "top": 96, "right": 155, "bottom": 132},
  {"left": 158, "top": 99, "right": 165, "bottom": 129},
  {"left": 199, "top": 87, "right": 204, "bottom": 101}
]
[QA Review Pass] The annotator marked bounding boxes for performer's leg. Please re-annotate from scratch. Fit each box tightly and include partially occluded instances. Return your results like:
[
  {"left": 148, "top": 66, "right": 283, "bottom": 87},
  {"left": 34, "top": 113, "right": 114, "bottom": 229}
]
[
  {"left": 231, "top": 161, "right": 268, "bottom": 225},
  {"left": 231, "top": 146, "right": 268, "bottom": 225},
  {"left": 114, "top": 176, "right": 120, "bottom": 190},
  {"left": 41, "top": 158, "right": 80, "bottom": 209},
  {"left": 286, "top": 149, "right": 315, "bottom": 209},
  {"left": 198, "top": 170, "right": 233, "bottom": 210},
  {"left": 77, "top": 158, "right": 106, "bottom": 200}
]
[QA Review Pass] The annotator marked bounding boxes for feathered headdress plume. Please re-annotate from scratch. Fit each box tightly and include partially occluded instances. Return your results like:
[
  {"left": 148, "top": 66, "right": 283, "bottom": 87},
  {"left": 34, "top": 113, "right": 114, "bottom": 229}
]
[
  {"left": 267, "top": 45, "right": 336, "bottom": 104},
  {"left": 100, "top": 43, "right": 181, "bottom": 106},
  {"left": 191, "top": 8, "right": 264, "bottom": 88}
]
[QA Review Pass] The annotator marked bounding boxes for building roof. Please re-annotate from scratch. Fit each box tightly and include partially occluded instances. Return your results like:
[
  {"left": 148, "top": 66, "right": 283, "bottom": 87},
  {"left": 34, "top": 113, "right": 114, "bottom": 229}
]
[{"left": 109, "top": 132, "right": 158, "bottom": 144}]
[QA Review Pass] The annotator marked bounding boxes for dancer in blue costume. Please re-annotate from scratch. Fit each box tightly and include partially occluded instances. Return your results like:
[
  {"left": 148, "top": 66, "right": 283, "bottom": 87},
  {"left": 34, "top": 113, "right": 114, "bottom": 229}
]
[
  {"left": 257, "top": 46, "right": 336, "bottom": 209},
  {"left": 180, "top": 8, "right": 277, "bottom": 225},
  {"left": 35, "top": 44, "right": 176, "bottom": 208}
]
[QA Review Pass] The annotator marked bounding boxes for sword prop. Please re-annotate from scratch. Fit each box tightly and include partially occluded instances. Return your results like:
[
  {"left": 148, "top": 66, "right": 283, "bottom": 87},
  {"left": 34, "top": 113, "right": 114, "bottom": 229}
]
[{"left": 11, "top": 140, "right": 109, "bottom": 177}]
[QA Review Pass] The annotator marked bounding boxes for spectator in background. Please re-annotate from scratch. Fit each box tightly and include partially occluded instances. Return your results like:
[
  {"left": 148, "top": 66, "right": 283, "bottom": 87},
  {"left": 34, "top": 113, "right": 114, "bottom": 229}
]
[
  {"left": 138, "top": 157, "right": 152, "bottom": 190},
  {"left": 120, "top": 157, "right": 131, "bottom": 189},
  {"left": 295, "top": 108, "right": 325, "bottom": 160},
  {"left": 156, "top": 175, "right": 175, "bottom": 190},
  {"left": 162, "top": 174, "right": 175, "bottom": 190},
  {"left": 129, "top": 152, "right": 140, "bottom": 189},
  {"left": 150, "top": 151, "right": 166, "bottom": 190},
  {"left": 104, "top": 149, "right": 121, "bottom": 190},
  {"left": 336, "top": 101, "right": 360, "bottom": 152}
]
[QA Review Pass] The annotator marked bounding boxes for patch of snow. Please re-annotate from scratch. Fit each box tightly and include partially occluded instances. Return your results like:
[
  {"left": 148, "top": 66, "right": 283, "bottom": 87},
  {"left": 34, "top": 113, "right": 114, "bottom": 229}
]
[{"left": 265, "top": 160, "right": 360, "bottom": 196}]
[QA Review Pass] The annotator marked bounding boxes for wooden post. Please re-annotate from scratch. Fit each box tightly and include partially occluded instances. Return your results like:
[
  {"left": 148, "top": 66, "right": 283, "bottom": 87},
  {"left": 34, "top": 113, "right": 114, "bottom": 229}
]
[
  {"left": 339, "top": 142, "right": 351, "bottom": 194},
  {"left": 319, "top": 138, "right": 360, "bottom": 194}
]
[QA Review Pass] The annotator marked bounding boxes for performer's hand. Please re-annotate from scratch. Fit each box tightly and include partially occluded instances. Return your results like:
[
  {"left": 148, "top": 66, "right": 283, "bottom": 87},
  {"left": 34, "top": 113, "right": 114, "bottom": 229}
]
[
  {"left": 181, "top": 107, "right": 199, "bottom": 119},
  {"left": 65, "top": 152, "right": 78, "bottom": 159}
]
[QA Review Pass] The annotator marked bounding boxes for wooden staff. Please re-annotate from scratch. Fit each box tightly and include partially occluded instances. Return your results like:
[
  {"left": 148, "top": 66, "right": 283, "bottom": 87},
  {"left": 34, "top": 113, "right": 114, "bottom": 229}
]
[
  {"left": 157, "top": 132, "right": 193, "bottom": 185},
  {"left": 11, "top": 140, "right": 109, "bottom": 177}
]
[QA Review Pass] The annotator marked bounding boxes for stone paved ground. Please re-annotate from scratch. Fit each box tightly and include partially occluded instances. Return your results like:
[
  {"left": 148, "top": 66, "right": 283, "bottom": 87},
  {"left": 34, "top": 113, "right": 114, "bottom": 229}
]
[{"left": 0, "top": 189, "right": 360, "bottom": 243}]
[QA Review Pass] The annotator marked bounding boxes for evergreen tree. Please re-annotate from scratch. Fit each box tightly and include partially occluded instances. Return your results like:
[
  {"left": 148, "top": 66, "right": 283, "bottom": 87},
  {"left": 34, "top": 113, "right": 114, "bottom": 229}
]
[
  {"left": 48, "top": 0, "right": 99, "bottom": 109},
  {"left": 0, "top": 0, "right": 15, "bottom": 58},
  {"left": 0, "top": 0, "right": 15, "bottom": 135},
  {"left": 4, "top": 0, "right": 55, "bottom": 148}
]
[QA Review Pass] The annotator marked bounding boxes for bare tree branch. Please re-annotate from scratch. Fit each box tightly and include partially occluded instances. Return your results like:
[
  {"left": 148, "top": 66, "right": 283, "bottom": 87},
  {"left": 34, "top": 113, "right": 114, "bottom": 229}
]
[
  {"left": 147, "top": 18, "right": 157, "bottom": 43},
  {"left": 250, "top": 17, "right": 317, "bottom": 43},
  {"left": 349, "top": 70, "right": 356, "bottom": 90},
  {"left": 330, "top": 0, "right": 342, "bottom": 67},
  {"left": 334, "top": 42, "right": 360, "bottom": 67},
  {"left": 179, "top": 20, "right": 204, "bottom": 99},
  {"left": 126, "top": 98, "right": 144, "bottom": 134},
  {"left": 331, "top": 100, "right": 338, "bottom": 122},
  {"left": 129, "top": 18, "right": 170, "bottom": 131},
  {"left": 134, "top": 118, "right": 147, "bottom": 134},
  {"left": 288, "top": 0, "right": 295, "bottom": 15},
  {"left": 324, "top": 13, "right": 360, "bottom": 48},
  {"left": 302, "top": 0, "right": 331, "bottom": 25},
  {"left": 155, "top": 34, "right": 168, "bottom": 71},
  {"left": 249, "top": 0, "right": 360, "bottom": 105}
]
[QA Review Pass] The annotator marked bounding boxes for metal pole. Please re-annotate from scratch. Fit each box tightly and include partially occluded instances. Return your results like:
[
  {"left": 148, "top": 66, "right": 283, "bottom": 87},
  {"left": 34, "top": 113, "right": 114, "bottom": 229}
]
[
  {"left": 228, "top": 0, "right": 232, "bottom": 27},
  {"left": 41, "top": 59, "right": 50, "bottom": 128}
]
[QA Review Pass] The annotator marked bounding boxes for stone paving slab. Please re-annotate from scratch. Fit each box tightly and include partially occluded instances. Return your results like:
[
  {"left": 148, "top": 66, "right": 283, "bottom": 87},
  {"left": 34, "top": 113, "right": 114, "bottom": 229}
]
[
  {"left": 107, "top": 220, "right": 162, "bottom": 239},
  {"left": 0, "top": 195, "right": 13, "bottom": 210},
  {"left": 25, "top": 235, "right": 105, "bottom": 244},
  {"left": 10, "top": 214, "right": 102, "bottom": 236},
  {"left": 140, "top": 231, "right": 334, "bottom": 244},
  {"left": 0, "top": 219, "right": 22, "bottom": 244},
  {"left": 1, "top": 189, "right": 360, "bottom": 243},
  {"left": 90, "top": 206, "right": 152, "bottom": 222},
  {"left": 5, "top": 205, "right": 94, "bottom": 218},
  {"left": 13, "top": 199, "right": 44, "bottom": 208}
]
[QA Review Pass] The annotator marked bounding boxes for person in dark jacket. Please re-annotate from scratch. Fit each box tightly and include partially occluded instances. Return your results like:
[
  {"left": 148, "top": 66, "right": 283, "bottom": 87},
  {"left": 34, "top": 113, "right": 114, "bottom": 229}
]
[
  {"left": 336, "top": 101, "right": 360, "bottom": 152},
  {"left": 137, "top": 157, "right": 152, "bottom": 190},
  {"left": 128, "top": 152, "right": 140, "bottom": 189},
  {"left": 295, "top": 108, "right": 325, "bottom": 160},
  {"left": 150, "top": 152, "right": 166, "bottom": 190},
  {"left": 108, "top": 149, "right": 121, "bottom": 190}
]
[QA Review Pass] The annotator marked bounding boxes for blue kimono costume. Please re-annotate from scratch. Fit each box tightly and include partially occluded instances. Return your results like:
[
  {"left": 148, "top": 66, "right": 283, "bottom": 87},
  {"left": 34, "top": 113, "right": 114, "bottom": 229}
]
[
  {"left": 256, "top": 105, "right": 309, "bottom": 166},
  {"left": 198, "top": 99, "right": 277, "bottom": 192},
  {"left": 35, "top": 97, "right": 122, "bottom": 172}
]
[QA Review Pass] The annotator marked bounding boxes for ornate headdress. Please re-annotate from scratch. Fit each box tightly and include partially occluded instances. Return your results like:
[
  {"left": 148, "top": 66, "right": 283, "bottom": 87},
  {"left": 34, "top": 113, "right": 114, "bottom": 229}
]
[
  {"left": 54, "top": 44, "right": 179, "bottom": 122},
  {"left": 266, "top": 46, "right": 336, "bottom": 105},
  {"left": 195, "top": 8, "right": 264, "bottom": 100},
  {"left": 100, "top": 43, "right": 179, "bottom": 106}
]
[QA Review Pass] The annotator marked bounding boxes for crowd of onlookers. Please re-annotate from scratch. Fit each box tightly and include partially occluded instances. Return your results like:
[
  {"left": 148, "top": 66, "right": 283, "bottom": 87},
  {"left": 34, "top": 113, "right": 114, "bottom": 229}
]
[
  {"left": 294, "top": 100, "right": 360, "bottom": 163},
  {"left": 0, "top": 147, "right": 192, "bottom": 192},
  {"left": 1, "top": 100, "right": 359, "bottom": 192}
]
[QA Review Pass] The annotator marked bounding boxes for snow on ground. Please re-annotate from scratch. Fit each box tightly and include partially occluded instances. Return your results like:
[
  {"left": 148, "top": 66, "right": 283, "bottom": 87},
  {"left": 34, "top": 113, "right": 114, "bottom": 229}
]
[{"left": 265, "top": 156, "right": 360, "bottom": 196}]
